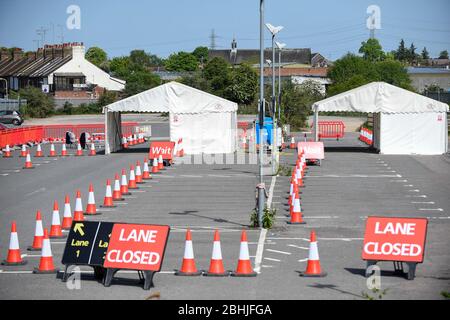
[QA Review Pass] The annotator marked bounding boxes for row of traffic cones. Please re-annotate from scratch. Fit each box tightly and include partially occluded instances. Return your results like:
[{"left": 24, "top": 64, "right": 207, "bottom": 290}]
[
  {"left": 287, "top": 148, "right": 307, "bottom": 224},
  {"left": 121, "top": 134, "right": 146, "bottom": 149},
  {"left": 2, "top": 143, "right": 97, "bottom": 158}
]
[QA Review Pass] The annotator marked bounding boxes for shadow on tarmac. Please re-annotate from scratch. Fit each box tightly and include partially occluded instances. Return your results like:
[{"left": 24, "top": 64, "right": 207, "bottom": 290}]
[
  {"left": 168, "top": 210, "right": 250, "bottom": 228},
  {"left": 303, "top": 281, "right": 365, "bottom": 299}
]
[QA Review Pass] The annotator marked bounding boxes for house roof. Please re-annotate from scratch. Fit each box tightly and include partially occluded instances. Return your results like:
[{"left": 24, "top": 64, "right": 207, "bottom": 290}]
[
  {"left": 209, "top": 48, "right": 311, "bottom": 65},
  {"left": 0, "top": 54, "right": 72, "bottom": 78},
  {"left": 261, "top": 67, "right": 328, "bottom": 77},
  {"left": 407, "top": 67, "right": 450, "bottom": 75}
]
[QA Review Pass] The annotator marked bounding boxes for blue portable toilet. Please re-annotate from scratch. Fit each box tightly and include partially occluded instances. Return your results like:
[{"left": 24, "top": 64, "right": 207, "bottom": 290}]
[{"left": 256, "top": 117, "right": 273, "bottom": 145}]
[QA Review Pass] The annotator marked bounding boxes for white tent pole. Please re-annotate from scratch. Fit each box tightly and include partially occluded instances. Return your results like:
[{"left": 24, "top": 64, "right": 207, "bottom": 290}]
[
  {"left": 104, "top": 107, "right": 110, "bottom": 155},
  {"left": 314, "top": 105, "right": 319, "bottom": 142}
]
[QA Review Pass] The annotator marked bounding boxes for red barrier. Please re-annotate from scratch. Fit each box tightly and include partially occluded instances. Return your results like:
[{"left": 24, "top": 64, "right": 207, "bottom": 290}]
[
  {"left": 0, "top": 126, "right": 44, "bottom": 149},
  {"left": 311, "top": 121, "right": 345, "bottom": 140}
]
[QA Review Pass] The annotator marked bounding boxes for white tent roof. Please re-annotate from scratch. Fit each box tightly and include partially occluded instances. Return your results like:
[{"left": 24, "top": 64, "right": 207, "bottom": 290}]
[
  {"left": 312, "top": 82, "right": 449, "bottom": 113},
  {"left": 104, "top": 81, "right": 238, "bottom": 114}
]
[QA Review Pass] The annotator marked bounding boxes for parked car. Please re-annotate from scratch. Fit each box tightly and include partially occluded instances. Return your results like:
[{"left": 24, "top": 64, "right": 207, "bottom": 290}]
[{"left": 0, "top": 110, "right": 23, "bottom": 126}]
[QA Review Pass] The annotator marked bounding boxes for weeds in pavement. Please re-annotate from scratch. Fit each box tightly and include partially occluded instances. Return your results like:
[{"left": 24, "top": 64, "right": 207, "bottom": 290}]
[
  {"left": 276, "top": 164, "right": 292, "bottom": 176},
  {"left": 361, "top": 288, "right": 389, "bottom": 300},
  {"left": 441, "top": 291, "right": 450, "bottom": 299},
  {"left": 250, "top": 206, "right": 277, "bottom": 229}
]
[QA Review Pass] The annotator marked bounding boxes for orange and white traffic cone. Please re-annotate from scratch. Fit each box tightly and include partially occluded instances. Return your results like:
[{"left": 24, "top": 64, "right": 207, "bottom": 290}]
[
  {"left": 85, "top": 183, "right": 100, "bottom": 215},
  {"left": 127, "top": 135, "right": 133, "bottom": 146},
  {"left": 299, "top": 231, "right": 327, "bottom": 277},
  {"left": 113, "top": 173, "right": 124, "bottom": 201},
  {"left": 142, "top": 158, "right": 151, "bottom": 180},
  {"left": 204, "top": 230, "right": 229, "bottom": 277},
  {"left": 73, "top": 190, "right": 85, "bottom": 221},
  {"left": 290, "top": 137, "right": 296, "bottom": 149},
  {"left": 152, "top": 158, "right": 159, "bottom": 174},
  {"left": 179, "top": 139, "right": 184, "bottom": 157},
  {"left": 48, "top": 143, "right": 57, "bottom": 157},
  {"left": 75, "top": 143, "right": 83, "bottom": 156},
  {"left": 100, "top": 179, "right": 116, "bottom": 208},
  {"left": 60, "top": 144, "right": 68, "bottom": 157},
  {"left": 128, "top": 165, "right": 139, "bottom": 189},
  {"left": 281, "top": 136, "right": 286, "bottom": 150},
  {"left": 175, "top": 229, "right": 202, "bottom": 276},
  {"left": 20, "top": 144, "right": 27, "bottom": 157},
  {"left": 158, "top": 155, "right": 165, "bottom": 170},
  {"left": 62, "top": 195, "right": 73, "bottom": 230},
  {"left": 230, "top": 231, "right": 257, "bottom": 277},
  {"left": 28, "top": 211, "right": 44, "bottom": 251},
  {"left": 288, "top": 177, "right": 298, "bottom": 217},
  {"left": 296, "top": 163, "right": 304, "bottom": 188},
  {"left": 35, "top": 144, "right": 43, "bottom": 157},
  {"left": 120, "top": 169, "right": 131, "bottom": 195},
  {"left": 288, "top": 187, "right": 306, "bottom": 225},
  {"left": 2, "top": 221, "right": 27, "bottom": 265},
  {"left": 122, "top": 136, "right": 129, "bottom": 149},
  {"left": 23, "top": 151, "right": 35, "bottom": 169},
  {"left": 89, "top": 143, "right": 96, "bottom": 156},
  {"left": 3, "top": 144, "right": 12, "bottom": 158},
  {"left": 33, "top": 229, "right": 58, "bottom": 274},
  {"left": 49, "top": 201, "right": 66, "bottom": 239},
  {"left": 135, "top": 161, "right": 144, "bottom": 184}
]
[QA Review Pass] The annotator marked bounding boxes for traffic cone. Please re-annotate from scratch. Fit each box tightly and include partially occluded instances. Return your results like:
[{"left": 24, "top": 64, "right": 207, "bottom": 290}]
[
  {"left": 128, "top": 165, "right": 139, "bottom": 189},
  {"left": 299, "top": 231, "right": 327, "bottom": 277},
  {"left": 290, "top": 137, "right": 296, "bottom": 149},
  {"left": 122, "top": 136, "right": 129, "bottom": 149},
  {"left": 158, "top": 155, "right": 165, "bottom": 170},
  {"left": 2, "top": 221, "right": 27, "bottom": 265},
  {"left": 28, "top": 211, "right": 44, "bottom": 251},
  {"left": 85, "top": 183, "right": 100, "bottom": 215},
  {"left": 127, "top": 135, "right": 133, "bottom": 146},
  {"left": 75, "top": 143, "right": 83, "bottom": 156},
  {"left": 175, "top": 229, "right": 202, "bottom": 276},
  {"left": 3, "top": 144, "right": 11, "bottom": 158},
  {"left": 204, "top": 230, "right": 229, "bottom": 277},
  {"left": 33, "top": 229, "right": 58, "bottom": 274},
  {"left": 60, "top": 143, "right": 68, "bottom": 157},
  {"left": 142, "top": 158, "right": 151, "bottom": 180},
  {"left": 288, "top": 177, "right": 298, "bottom": 217},
  {"left": 296, "top": 163, "right": 304, "bottom": 188},
  {"left": 179, "top": 139, "right": 184, "bottom": 157},
  {"left": 89, "top": 143, "right": 96, "bottom": 156},
  {"left": 20, "top": 144, "right": 27, "bottom": 157},
  {"left": 281, "top": 136, "right": 286, "bottom": 150},
  {"left": 288, "top": 187, "right": 306, "bottom": 225},
  {"left": 48, "top": 143, "right": 57, "bottom": 157},
  {"left": 49, "top": 201, "right": 66, "bottom": 239},
  {"left": 113, "top": 173, "right": 124, "bottom": 201},
  {"left": 35, "top": 144, "right": 43, "bottom": 157},
  {"left": 62, "top": 195, "right": 73, "bottom": 230},
  {"left": 23, "top": 151, "right": 35, "bottom": 169},
  {"left": 230, "top": 231, "right": 257, "bottom": 277},
  {"left": 152, "top": 158, "right": 159, "bottom": 174},
  {"left": 120, "top": 169, "right": 131, "bottom": 195},
  {"left": 100, "top": 179, "right": 116, "bottom": 208},
  {"left": 135, "top": 161, "right": 144, "bottom": 184},
  {"left": 73, "top": 190, "right": 85, "bottom": 221}
]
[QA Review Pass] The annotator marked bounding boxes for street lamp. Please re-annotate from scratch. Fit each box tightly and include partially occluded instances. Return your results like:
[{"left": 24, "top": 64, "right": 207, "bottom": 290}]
[
  {"left": 257, "top": 0, "right": 265, "bottom": 228},
  {"left": 265, "top": 23, "right": 283, "bottom": 175},
  {"left": 0, "top": 78, "right": 8, "bottom": 100},
  {"left": 275, "top": 41, "right": 286, "bottom": 121}
]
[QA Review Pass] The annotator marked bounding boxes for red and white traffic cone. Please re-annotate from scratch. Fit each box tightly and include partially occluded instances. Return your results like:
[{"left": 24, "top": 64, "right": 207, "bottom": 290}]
[
  {"left": 158, "top": 155, "right": 165, "bottom": 170},
  {"left": 75, "top": 143, "right": 83, "bottom": 156},
  {"left": 49, "top": 200, "right": 66, "bottom": 239},
  {"left": 28, "top": 211, "right": 44, "bottom": 251},
  {"left": 299, "top": 231, "right": 327, "bottom": 277},
  {"left": 122, "top": 136, "right": 129, "bottom": 149},
  {"left": 204, "top": 230, "right": 229, "bottom": 277},
  {"left": 85, "top": 183, "right": 100, "bottom": 215},
  {"left": 179, "top": 139, "right": 184, "bottom": 157},
  {"left": 113, "top": 173, "right": 124, "bottom": 201},
  {"left": 20, "top": 144, "right": 27, "bottom": 157},
  {"left": 142, "top": 158, "right": 151, "bottom": 180},
  {"left": 62, "top": 195, "right": 73, "bottom": 230},
  {"left": 48, "top": 143, "right": 57, "bottom": 157},
  {"left": 175, "top": 229, "right": 202, "bottom": 276},
  {"left": 73, "top": 190, "right": 85, "bottom": 221},
  {"left": 288, "top": 187, "right": 305, "bottom": 225},
  {"left": 2, "top": 221, "right": 27, "bottom": 266},
  {"left": 290, "top": 137, "right": 296, "bottom": 149},
  {"left": 135, "top": 161, "right": 144, "bottom": 184},
  {"left": 281, "top": 136, "right": 286, "bottom": 150},
  {"left": 287, "top": 176, "right": 298, "bottom": 217},
  {"left": 128, "top": 165, "right": 139, "bottom": 189},
  {"left": 152, "top": 158, "right": 159, "bottom": 174},
  {"left": 60, "top": 144, "right": 68, "bottom": 157},
  {"left": 3, "top": 144, "right": 12, "bottom": 158},
  {"left": 230, "top": 231, "right": 257, "bottom": 277},
  {"left": 100, "top": 179, "right": 116, "bottom": 208},
  {"left": 296, "top": 163, "right": 304, "bottom": 188},
  {"left": 127, "top": 135, "right": 133, "bottom": 146},
  {"left": 23, "top": 151, "right": 35, "bottom": 169},
  {"left": 89, "top": 143, "right": 96, "bottom": 156},
  {"left": 120, "top": 169, "right": 131, "bottom": 195},
  {"left": 35, "top": 144, "right": 43, "bottom": 157},
  {"left": 33, "top": 229, "right": 58, "bottom": 274}
]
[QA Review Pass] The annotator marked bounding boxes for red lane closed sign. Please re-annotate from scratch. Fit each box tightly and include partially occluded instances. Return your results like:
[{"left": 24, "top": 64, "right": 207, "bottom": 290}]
[
  {"left": 362, "top": 217, "right": 428, "bottom": 263},
  {"left": 148, "top": 141, "right": 175, "bottom": 160},
  {"left": 104, "top": 224, "right": 170, "bottom": 271}
]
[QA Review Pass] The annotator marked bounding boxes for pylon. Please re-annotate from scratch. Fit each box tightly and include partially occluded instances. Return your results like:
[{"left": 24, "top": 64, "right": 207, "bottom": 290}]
[
  {"left": 175, "top": 229, "right": 202, "bottom": 276},
  {"left": 142, "top": 158, "right": 151, "bottom": 180},
  {"left": 204, "top": 230, "right": 229, "bottom": 277},
  {"left": 179, "top": 139, "right": 184, "bottom": 157},
  {"left": 296, "top": 163, "right": 304, "bottom": 188},
  {"left": 3, "top": 144, "right": 11, "bottom": 158},
  {"left": 23, "top": 151, "right": 35, "bottom": 169},
  {"left": 62, "top": 195, "right": 73, "bottom": 230},
  {"left": 89, "top": 143, "right": 96, "bottom": 156},
  {"left": 33, "top": 229, "right": 58, "bottom": 274},
  {"left": 120, "top": 169, "right": 131, "bottom": 195},
  {"left": 75, "top": 143, "right": 83, "bottom": 156},
  {"left": 288, "top": 186, "right": 306, "bottom": 225},
  {"left": 100, "top": 179, "right": 116, "bottom": 208},
  {"left": 135, "top": 161, "right": 144, "bottom": 184},
  {"left": 60, "top": 143, "right": 68, "bottom": 157},
  {"left": 230, "top": 231, "right": 257, "bottom": 277},
  {"left": 85, "top": 183, "right": 100, "bottom": 215},
  {"left": 73, "top": 190, "right": 85, "bottom": 221},
  {"left": 35, "top": 144, "right": 43, "bottom": 157},
  {"left": 2, "top": 221, "right": 27, "bottom": 265},
  {"left": 28, "top": 211, "right": 44, "bottom": 251},
  {"left": 152, "top": 158, "right": 159, "bottom": 174},
  {"left": 288, "top": 176, "right": 298, "bottom": 217},
  {"left": 127, "top": 135, "right": 133, "bottom": 146},
  {"left": 48, "top": 143, "right": 57, "bottom": 157},
  {"left": 299, "top": 231, "right": 327, "bottom": 277},
  {"left": 49, "top": 200, "right": 66, "bottom": 239},
  {"left": 158, "top": 155, "right": 165, "bottom": 170},
  {"left": 128, "top": 165, "right": 139, "bottom": 189},
  {"left": 113, "top": 173, "right": 124, "bottom": 201},
  {"left": 290, "top": 137, "right": 296, "bottom": 149},
  {"left": 20, "top": 144, "right": 27, "bottom": 157},
  {"left": 122, "top": 136, "right": 129, "bottom": 149}
]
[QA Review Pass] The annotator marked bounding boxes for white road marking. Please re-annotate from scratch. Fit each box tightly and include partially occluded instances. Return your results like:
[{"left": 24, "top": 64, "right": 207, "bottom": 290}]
[
  {"left": 139, "top": 185, "right": 153, "bottom": 188},
  {"left": 264, "top": 257, "right": 281, "bottom": 262},
  {"left": 298, "top": 258, "right": 308, "bottom": 262},
  {"left": 267, "top": 237, "right": 363, "bottom": 241},
  {"left": 0, "top": 173, "right": 8, "bottom": 176},
  {"left": 180, "top": 175, "right": 203, "bottom": 178},
  {"left": 262, "top": 265, "right": 275, "bottom": 268},
  {"left": 115, "top": 202, "right": 128, "bottom": 205},
  {"left": 21, "top": 254, "right": 40, "bottom": 258},
  {"left": 287, "top": 244, "right": 309, "bottom": 250},
  {"left": 419, "top": 208, "right": 443, "bottom": 212},
  {"left": 408, "top": 190, "right": 421, "bottom": 193},
  {"left": 130, "top": 190, "right": 147, "bottom": 193},
  {"left": 266, "top": 249, "right": 292, "bottom": 255},
  {"left": 411, "top": 201, "right": 435, "bottom": 204},
  {"left": 25, "top": 187, "right": 46, "bottom": 197},
  {"left": 391, "top": 179, "right": 408, "bottom": 182},
  {"left": 406, "top": 195, "right": 427, "bottom": 198},
  {"left": 404, "top": 185, "right": 414, "bottom": 187},
  {"left": 308, "top": 174, "right": 401, "bottom": 178},
  {"left": 254, "top": 229, "right": 268, "bottom": 274}
]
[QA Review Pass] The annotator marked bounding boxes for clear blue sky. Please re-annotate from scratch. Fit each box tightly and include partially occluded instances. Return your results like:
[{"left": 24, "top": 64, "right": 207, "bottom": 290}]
[{"left": 0, "top": 0, "right": 449, "bottom": 61}]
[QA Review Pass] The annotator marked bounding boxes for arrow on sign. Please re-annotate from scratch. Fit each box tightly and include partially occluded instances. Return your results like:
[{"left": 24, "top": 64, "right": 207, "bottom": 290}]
[{"left": 74, "top": 223, "right": 85, "bottom": 236}]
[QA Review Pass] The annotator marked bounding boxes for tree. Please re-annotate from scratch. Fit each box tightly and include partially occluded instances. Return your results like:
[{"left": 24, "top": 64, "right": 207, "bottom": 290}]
[
  {"left": 109, "top": 56, "right": 131, "bottom": 79},
  {"left": 394, "top": 39, "right": 408, "bottom": 61},
  {"left": 225, "top": 63, "right": 258, "bottom": 105},
  {"left": 124, "top": 71, "right": 161, "bottom": 97},
  {"left": 85, "top": 47, "right": 108, "bottom": 67},
  {"left": 192, "top": 46, "right": 209, "bottom": 65},
  {"left": 359, "top": 38, "right": 385, "bottom": 62},
  {"left": 407, "top": 43, "right": 418, "bottom": 64},
  {"left": 19, "top": 86, "right": 55, "bottom": 118},
  {"left": 439, "top": 50, "right": 449, "bottom": 59},
  {"left": 375, "top": 60, "right": 414, "bottom": 90},
  {"left": 327, "top": 53, "right": 378, "bottom": 85},
  {"left": 421, "top": 47, "right": 430, "bottom": 60},
  {"left": 202, "top": 57, "right": 231, "bottom": 96},
  {"left": 164, "top": 51, "right": 199, "bottom": 71}
]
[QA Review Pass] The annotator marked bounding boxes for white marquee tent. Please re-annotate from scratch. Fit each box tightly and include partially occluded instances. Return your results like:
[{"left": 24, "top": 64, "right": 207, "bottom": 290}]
[
  {"left": 312, "top": 82, "right": 449, "bottom": 155},
  {"left": 104, "top": 82, "right": 238, "bottom": 155}
]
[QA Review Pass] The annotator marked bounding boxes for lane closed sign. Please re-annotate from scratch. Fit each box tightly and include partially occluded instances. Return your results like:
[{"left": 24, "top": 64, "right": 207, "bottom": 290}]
[
  {"left": 104, "top": 224, "right": 170, "bottom": 271},
  {"left": 362, "top": 217, "right": 428, "bottom": 263}
]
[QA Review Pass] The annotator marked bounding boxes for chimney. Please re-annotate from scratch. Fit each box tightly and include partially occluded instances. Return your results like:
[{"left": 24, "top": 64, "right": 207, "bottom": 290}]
[
  {"left": 44, "top": 46, "right": 53, "bottom": 59},
  {"left": 63, "top": 43, "right": 72, "bottom": 58},
  {"left": 36, "top": 48, "right": 44, "bottom": 59},
  {"left": 13, "top": 48, "right": 24, "bottom": 61},
  {"left": 0, "top": 49, "right": 10, "bottom": 62},
  {"left": 26, "top": 51, "right": 36, "bottom": 61},
  {"left": 53, "top": 45, "right": 63, "bottom": 58},
  {"left": 71, "top": 44, "right": 85, "bottom": 61}
]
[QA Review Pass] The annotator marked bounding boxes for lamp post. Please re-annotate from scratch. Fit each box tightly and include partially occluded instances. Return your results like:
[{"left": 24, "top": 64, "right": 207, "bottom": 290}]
[
  {"left": 275, "top": 41, "right": 286, "bottom": 122},
  {"left": 265, "top": 23, "right": 283, "bottom": 175},
  {"left": 0, "top": 78, "right": 8, "bottom": 100},
  {"left": 257, "top": 0, "right": 265, "bottom": 228}
]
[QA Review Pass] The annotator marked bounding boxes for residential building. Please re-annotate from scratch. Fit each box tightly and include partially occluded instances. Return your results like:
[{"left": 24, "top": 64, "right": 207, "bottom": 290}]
[{"left": 407, "top": 67, "right": 450, "bottom": 93}]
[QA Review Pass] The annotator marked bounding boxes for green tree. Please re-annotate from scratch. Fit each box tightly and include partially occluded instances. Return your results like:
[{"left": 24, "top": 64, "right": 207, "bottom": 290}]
[
  {"left": 192, "top": 46, "right": 209, "bottom": 65},
  {"left": 328, "top": 53, "right": 378, "bottom": 84},
  {"left": 421, "top": 47, "right": 430, "bottom": 60},
  {"left": 439, "top": 50, "right": 449, "bottom": 59},
  {"left": 19, "top": 86, "right": 55, "bottom": 118},
  {"left": 394, "top": 39, "right": 408, "bottom": 61},
  {"left": 109, "top": 56, "right": 131, "bottom": 79},
  {"left": 359, "top": 38, "right": 385, "bottom": 62},
  {"left": 97, "top": 90, "right": 117, "bottom": 107},
  {"left": 202, "top": 57, "right": 231, "bottom": 96},
  {"left": 225, "top": 63, "right": 258, "bottom": 105},
  {"left": 164, "top": 51, "right": 199, "bottom": 71},
  {"left": 407, "top": 43, "right": 418, "bottom": 64},
  {"left": 375, "top": 60, "right": 414, "bottom": 90},
  {"left": 85, "top": 47, "right": 108, "bottom": 67},
  {"left": 180, "top": 71, "right": 211, "bottom": 92},
  {"left": 124, "top": 71, "right": 161, "bottom": 97}
]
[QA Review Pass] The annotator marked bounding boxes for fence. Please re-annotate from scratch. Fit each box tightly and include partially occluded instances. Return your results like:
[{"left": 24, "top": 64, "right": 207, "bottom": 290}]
[
  {"left": 359, "top": 127, "right": 373, "bottom": 145},
  {"left": 0, "top": 126, "right": 44, "bottom": 149},
  {"left": 0, "top": 99, "right": 27, "bottom": 111},
  {"left": 311, "top": 121, "right": 345, "bottom": 140}
]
